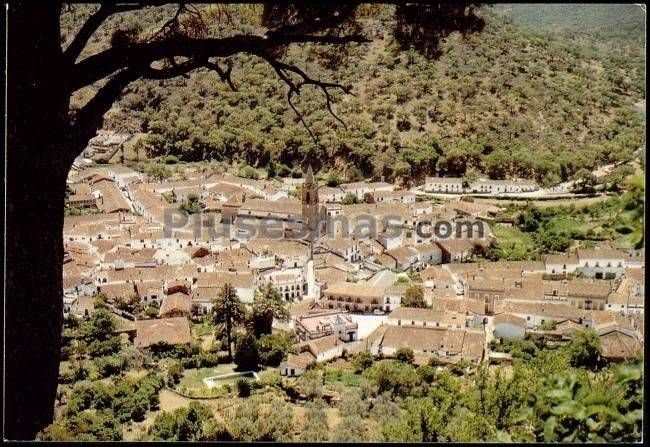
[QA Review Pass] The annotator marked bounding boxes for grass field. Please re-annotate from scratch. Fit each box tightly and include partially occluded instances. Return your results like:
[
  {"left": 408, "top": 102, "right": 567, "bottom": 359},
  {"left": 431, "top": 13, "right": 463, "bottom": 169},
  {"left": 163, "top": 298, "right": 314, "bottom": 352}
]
[
  {"left": 491, "top": 224, "right": 537, "bottom": 260},
  {"left": 177, "top": 364, "right": 238, "bottom": 391},
  {"left": 545, "top": 216, "right": 597, "bottom": 234},
  {"left": 324, "top": 368, "right": 364, "bottom": 387},
  {"left": 474, "top": 195, "right": 612, "bottom": 209}
]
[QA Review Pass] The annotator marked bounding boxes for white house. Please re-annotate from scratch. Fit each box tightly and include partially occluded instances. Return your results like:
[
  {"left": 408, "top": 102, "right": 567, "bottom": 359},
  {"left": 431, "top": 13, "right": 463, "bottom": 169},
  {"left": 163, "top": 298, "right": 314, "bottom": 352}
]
[
  {"left": 106, "top": 166, "right": 143, "bottom": 189},
  {"left": 294, "top": 310, "right": 359, "bottom": 342},
  {"left": 424, "top": 177, "right": 463, "bottom": 194},
  {"left": 469, "top": 179, "right": 538, "bottom": 194},
  {"left": 340, "top": 181, "right": 393, "bottom": 200},
  {"left": 544, "top": 254, "right": 580, "bottom": 275},
  {"left": 576, "top": 248, "right": 627, "bottom": 279},
  {"left": 257, "top": 268, "right": 307, "bottom": 302},
  {"left": 319, "top": 237, "right": 361, "bottom": 263},
  {"left": 320, "top": 186, "right": 346, "bottom": 203},
  {"left": 367, "top": 190, "right": 416, "bottom": 204},
  {"left": 378, "top": 231, "right": 404, "bottom": 251},
  {"left": 280, "top": 352, "right": 315, "bottom": 377},
  {"left": 297, "top": 334, "right": 347, "bottom": 362},
  {"left": 382, "top": 285, "right": 407, "bottom": 313}
]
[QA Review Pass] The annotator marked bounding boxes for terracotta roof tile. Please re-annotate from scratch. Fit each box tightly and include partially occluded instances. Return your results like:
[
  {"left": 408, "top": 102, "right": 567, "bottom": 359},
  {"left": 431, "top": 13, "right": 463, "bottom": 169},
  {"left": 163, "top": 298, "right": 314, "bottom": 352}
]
[{"left": 135, "top": 317, "right": 192, "bottom": 349}]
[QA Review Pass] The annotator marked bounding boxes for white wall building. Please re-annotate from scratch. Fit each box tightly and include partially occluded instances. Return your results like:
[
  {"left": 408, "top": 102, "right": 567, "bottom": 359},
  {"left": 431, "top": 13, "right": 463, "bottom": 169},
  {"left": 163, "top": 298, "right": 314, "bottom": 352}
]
[{"left": 424, "top": 177, "right": 464, "bottom": 194}]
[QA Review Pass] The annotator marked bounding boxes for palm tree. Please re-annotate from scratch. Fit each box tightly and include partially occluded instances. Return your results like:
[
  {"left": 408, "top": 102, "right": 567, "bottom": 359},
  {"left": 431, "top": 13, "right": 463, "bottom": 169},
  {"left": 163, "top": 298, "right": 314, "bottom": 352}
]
[
  {"left": 250, "top": 283, "right": 290, "bottom": 337},
  {"left": 212, "top": 283, "right": 246, "bottom": 359}
]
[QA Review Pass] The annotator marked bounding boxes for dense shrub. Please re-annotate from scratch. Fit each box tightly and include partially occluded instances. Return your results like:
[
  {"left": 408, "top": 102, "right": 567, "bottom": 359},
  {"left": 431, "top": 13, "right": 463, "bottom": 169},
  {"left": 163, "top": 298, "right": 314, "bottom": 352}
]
[{"left": 236, "top": 378, "right": 252, "bottom": 397}]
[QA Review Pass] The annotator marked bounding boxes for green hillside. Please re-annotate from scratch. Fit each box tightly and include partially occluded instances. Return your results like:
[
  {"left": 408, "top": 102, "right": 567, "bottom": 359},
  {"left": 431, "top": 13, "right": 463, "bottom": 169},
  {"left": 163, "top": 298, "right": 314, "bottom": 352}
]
[
  {"left": 63, "top": 5, "right": 645, "bottom": 185},
  {"left": 494, "top": 3, "right": 646, "bottom": 43}
]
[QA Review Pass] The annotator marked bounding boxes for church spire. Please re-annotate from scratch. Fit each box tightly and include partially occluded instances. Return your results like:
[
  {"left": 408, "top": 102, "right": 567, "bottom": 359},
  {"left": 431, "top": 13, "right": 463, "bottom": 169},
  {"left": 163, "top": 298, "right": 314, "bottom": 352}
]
[
  {"left": 305, "top": 164, "right": 314, "bottom": 185},
  {"left": 302, "top": 164, "right": 319, "bottom": 246}
]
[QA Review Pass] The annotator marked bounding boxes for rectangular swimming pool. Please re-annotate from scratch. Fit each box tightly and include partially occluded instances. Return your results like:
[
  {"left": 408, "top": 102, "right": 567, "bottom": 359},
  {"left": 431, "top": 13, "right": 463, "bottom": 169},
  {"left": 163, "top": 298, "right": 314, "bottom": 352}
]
[{"left": 202, "top": 371, "right": 259, "bottom": 388}]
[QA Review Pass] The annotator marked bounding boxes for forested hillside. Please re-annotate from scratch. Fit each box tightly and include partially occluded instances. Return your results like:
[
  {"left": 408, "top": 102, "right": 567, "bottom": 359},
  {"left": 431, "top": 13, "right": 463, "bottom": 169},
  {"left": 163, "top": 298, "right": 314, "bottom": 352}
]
[
  {"left": 495, "top": 3, "right": 645, "bottom": 43},
  {"left": 63, "top": 5, "right": 645, "bottom": 185}
]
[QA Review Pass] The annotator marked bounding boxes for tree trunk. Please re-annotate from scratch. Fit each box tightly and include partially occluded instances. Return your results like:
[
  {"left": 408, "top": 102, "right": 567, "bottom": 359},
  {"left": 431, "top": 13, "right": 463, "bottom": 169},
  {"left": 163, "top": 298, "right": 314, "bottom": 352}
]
[
  {"left": 6, "top": 4, "right": 73, "bottom": 439},
  {"left": 226, "top": 316, "right": 233, "bottom": 359}
]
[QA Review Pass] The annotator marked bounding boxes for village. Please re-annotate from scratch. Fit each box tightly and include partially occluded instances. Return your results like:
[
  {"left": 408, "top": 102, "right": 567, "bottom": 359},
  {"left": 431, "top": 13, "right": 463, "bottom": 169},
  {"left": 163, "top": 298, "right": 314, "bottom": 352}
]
[
  {"left": 5, "top": 2, "right": 647, "bottom": 441},
  {"left": 62, "top": 157, "right": 645, "bottom": 386}
]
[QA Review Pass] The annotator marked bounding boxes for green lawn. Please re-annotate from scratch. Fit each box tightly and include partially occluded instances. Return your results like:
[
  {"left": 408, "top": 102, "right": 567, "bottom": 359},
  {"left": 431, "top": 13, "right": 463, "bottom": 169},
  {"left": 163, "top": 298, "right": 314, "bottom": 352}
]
[
  {"left": 178, "top": 364, "right": 238, "bottom": 390},
  {"left": 492, "top": 225, "right": 537, "bottom": 260},
  {"left": 545, "top": 217, "right": 587, "bottom": 234},
  {"left": 324, "top": 368, "right": 364, "bottom": 387},
  {"left": 204, "top": 372, "right": 257, "bottom": 388}
]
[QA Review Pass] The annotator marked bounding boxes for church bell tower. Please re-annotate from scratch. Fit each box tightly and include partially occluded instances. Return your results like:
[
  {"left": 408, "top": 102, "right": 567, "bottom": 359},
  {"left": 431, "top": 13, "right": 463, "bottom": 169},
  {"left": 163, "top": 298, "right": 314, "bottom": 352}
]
[
  {"left": 302, "top": 165, "right": 319, "bottom": 300},
  {"left": 302, "top": 165, "right": 319, "bottom": 241}
]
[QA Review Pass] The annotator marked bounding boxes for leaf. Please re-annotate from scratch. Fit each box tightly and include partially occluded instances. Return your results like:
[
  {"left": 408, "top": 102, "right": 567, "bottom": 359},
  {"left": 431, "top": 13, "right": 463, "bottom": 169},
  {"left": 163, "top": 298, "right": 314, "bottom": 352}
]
[
  {"left": 583, "top": 404, "right": 618, "bottom": 420},
  {"left": 547, "top": 388, "right": 572, "bottom": 401},
  {"left": 552, "top": 400, "right": 584, "bottom": 417},
  {"left": 625, "top": 409, "right": 643, "bottom": 424},
  {"left": 543, "top": 416, "right": 558, "bottom": 442},
  {"left": 513, "top": 406, "right": 533, "bottom": 423},
  {"left": 585, "top": 416, "right": 603, "bottom": 432},
  {"left": 496, "top": 430, "right": 512, "bottom": 443},
  {"left": 615, "top": 363, "right": 642, "bottom": 384}
]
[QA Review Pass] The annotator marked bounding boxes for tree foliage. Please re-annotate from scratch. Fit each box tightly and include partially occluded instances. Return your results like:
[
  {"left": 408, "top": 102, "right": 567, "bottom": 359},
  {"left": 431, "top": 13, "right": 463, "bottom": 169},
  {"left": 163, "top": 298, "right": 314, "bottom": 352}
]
[
  {"left": 257, "top": 332, "right": 295, "bottom": 367},
  {"left": 233, "top": 331, "right": 259, "bottom": 371},
  {"left": 212, "top": 282, "right": 246, "bottom": 359},
  {"left": 250, "top": 283, "right": 289, "bottom": 337},
  {"left": 402, "top": 284, "right": 427, "bottom": 308},
  {"left": 149, "top": 402, "right": 215, "bottom": 441}
]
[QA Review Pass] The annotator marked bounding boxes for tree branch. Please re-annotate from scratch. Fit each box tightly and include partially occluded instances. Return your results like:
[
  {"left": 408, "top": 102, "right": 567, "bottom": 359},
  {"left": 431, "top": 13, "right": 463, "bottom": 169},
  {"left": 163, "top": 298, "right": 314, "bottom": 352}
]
[
  {"left": 140, "top": 58, "right": 206, "bottom": 80},
  {"left": 68, "top": 54, "right": 230, "bottom": 160},
  {"left": 68, "top": 14, "right": 369, "bottom": 151},
  {"left": 260, "top": 53, "right": 351, "bottom": 132},
  {"left": 63, "top": 3, "right": 156, "bottom": 63},
  {"left": 145, "top": 3, "right": 190, "bottom": 42},
  {"left": 204, "top": 60, "right": 237, "bottom": 91},
  {"left": 68, "top": 68, "right": 143, "bottom": 160},
  {"left": 70, "top": 32, "right": 369, "bottom": 91}
]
